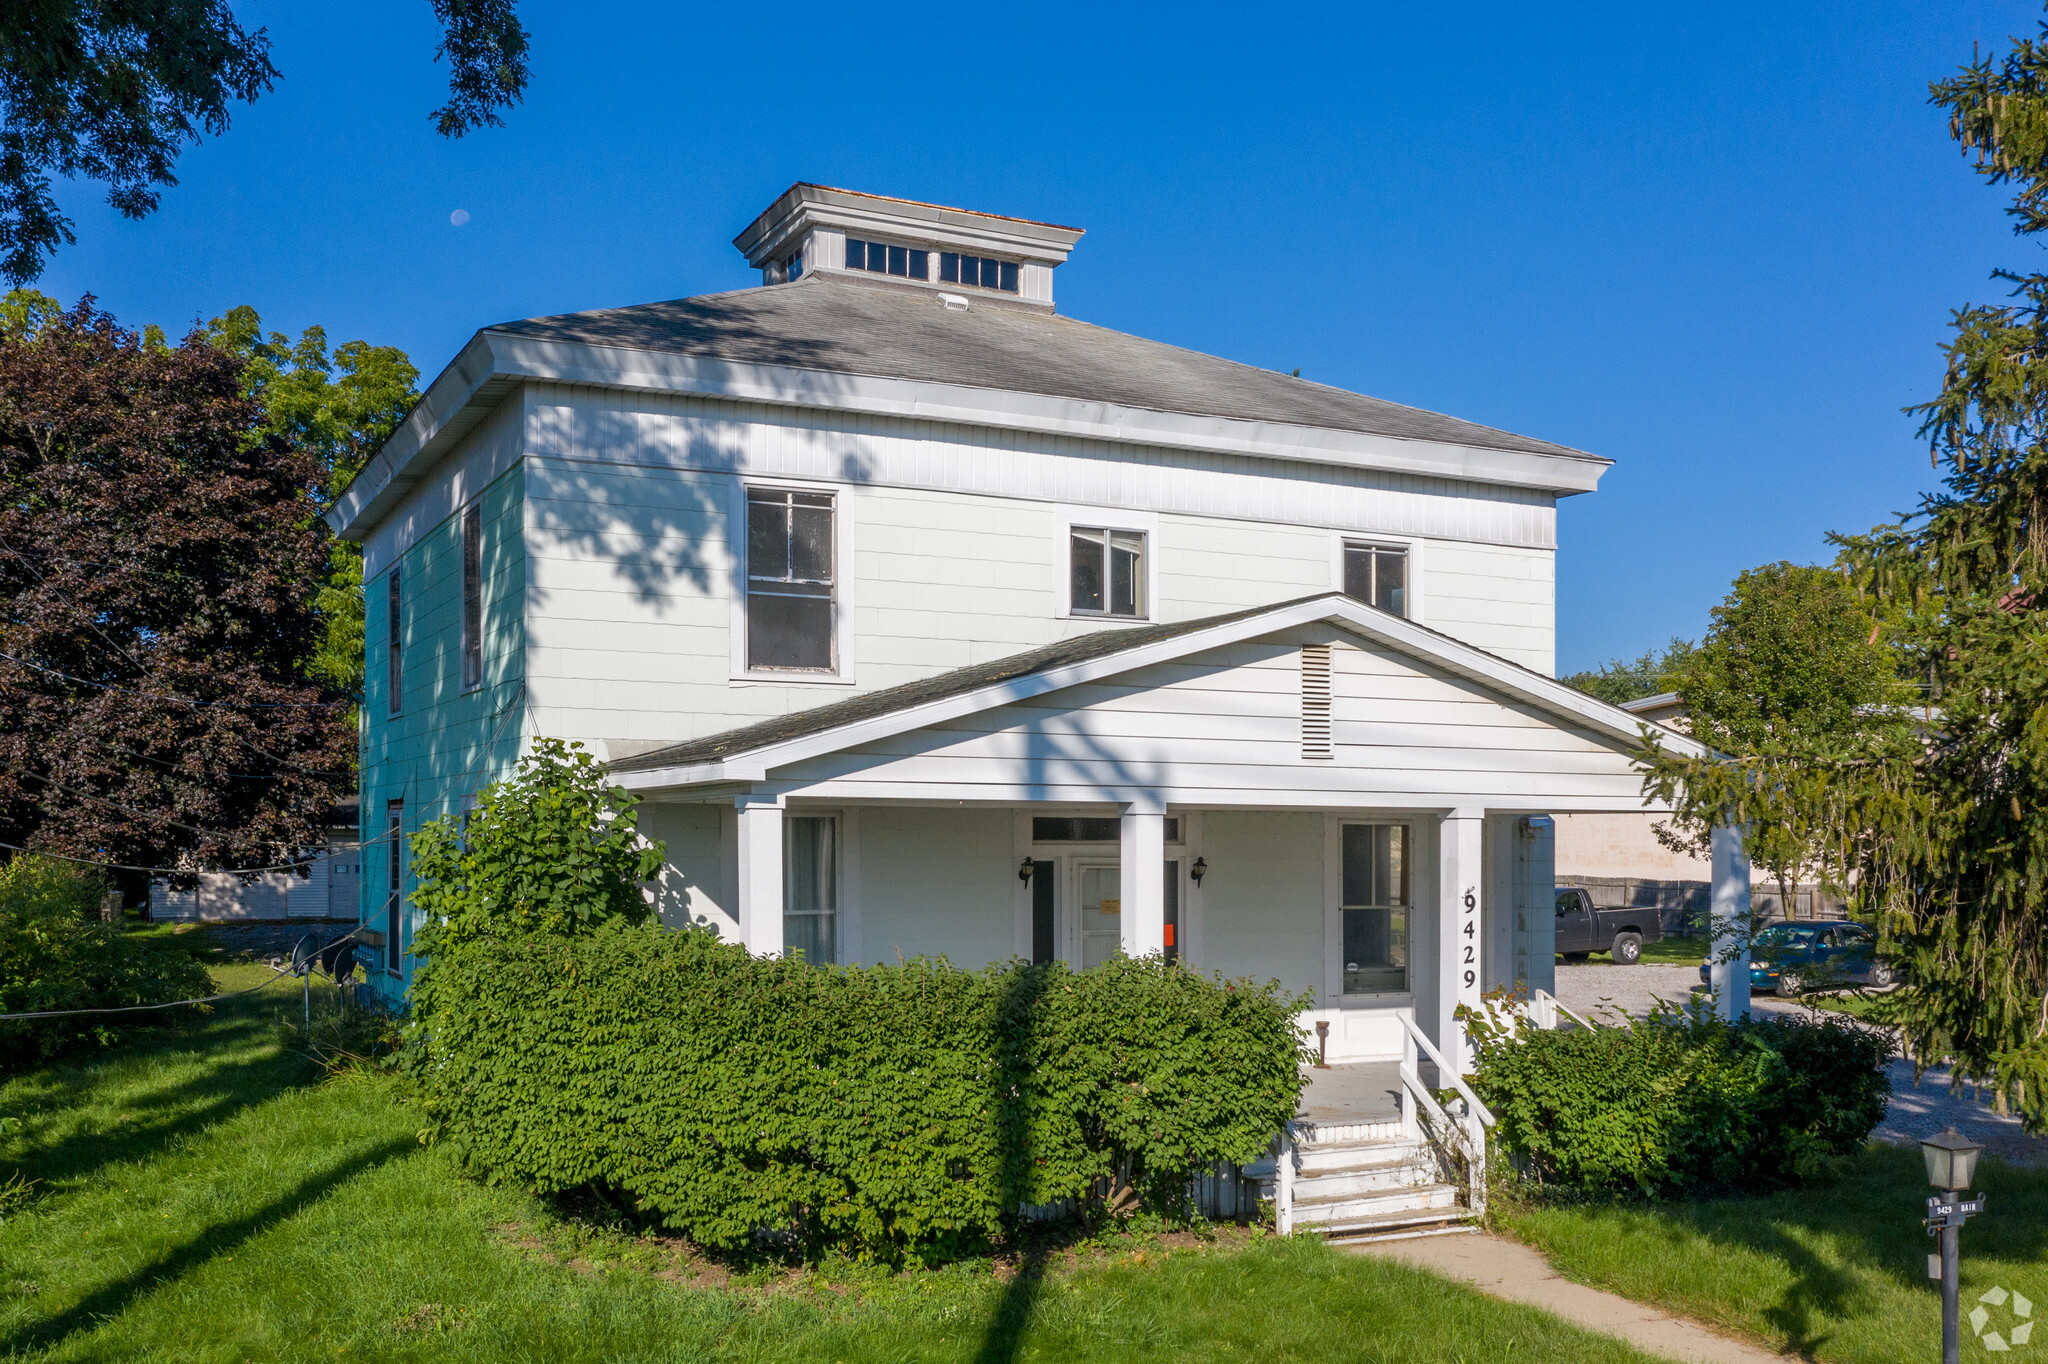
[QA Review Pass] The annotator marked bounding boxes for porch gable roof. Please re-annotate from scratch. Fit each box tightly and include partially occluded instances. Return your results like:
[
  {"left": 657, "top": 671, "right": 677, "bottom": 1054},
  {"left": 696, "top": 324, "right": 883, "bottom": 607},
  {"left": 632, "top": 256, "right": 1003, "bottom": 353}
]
[{"left": 608, "top": 593, "right": 1707, "bottom": 790}]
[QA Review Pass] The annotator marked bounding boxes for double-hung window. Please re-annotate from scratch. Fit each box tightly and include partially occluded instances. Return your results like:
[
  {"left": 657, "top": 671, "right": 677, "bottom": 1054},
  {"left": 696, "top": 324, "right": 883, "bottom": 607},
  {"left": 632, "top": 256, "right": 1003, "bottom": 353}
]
[
  {"left": 387, "top": 566, "right": 403, "bottom": 713},
  {"left": 385, "top": 799, "right": 404, "bottom": 977},
  {"left": 746, "top": 487, "right": 836, "bottom": 671},
  {"left": 1341, "top": 823, "right": 1409, "bottom": 994},
  {"left": 784, "top": 815, "right": 837, "bottom": 964},
  {"left": 1070, "top": 526, "right": 1146, "bottom": 618},
  {"left": 1342, "top": 542, "right": 1407, "bottom": 616},
  {"left": 461, "top": 505, "right": 483, "bottom": 691}
]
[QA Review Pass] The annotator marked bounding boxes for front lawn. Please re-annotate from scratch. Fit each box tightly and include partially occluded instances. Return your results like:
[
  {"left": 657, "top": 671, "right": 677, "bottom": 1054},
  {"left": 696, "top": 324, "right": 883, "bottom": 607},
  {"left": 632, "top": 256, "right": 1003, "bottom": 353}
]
[
  {"left": 0, "top": 961, "right": 1665, "bottom": 1362},
  {"left": 1499, "top": 1145, "right": 2048, "bottom": 1363}
]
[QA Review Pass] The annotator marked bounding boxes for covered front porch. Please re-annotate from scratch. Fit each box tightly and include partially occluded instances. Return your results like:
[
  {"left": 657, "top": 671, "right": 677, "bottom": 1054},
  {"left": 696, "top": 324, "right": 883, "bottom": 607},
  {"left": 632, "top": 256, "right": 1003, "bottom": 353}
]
[
  {"left": 635, "top": 795, "right": 1563, "bottom": 1068},
  {"left": 610, "top": 594, "right": 1739, "bottom": 1068}
]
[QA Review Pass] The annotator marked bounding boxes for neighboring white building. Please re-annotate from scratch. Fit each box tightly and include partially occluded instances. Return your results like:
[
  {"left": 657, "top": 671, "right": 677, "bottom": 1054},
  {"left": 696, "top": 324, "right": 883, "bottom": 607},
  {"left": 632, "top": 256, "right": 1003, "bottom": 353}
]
[
  {"left": 148, "top": 802, "right": 360, "bottom": 923},
  {"left": 329, "top": 183, "right": 1734, "bottom": 1070}
]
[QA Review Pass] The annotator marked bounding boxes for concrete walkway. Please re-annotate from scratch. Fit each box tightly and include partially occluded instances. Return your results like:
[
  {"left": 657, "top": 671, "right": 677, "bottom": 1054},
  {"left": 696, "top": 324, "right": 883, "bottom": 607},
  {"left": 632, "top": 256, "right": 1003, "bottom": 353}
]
[{"left": 1348, "top": 1232, "right": 1787, "bottom": 1363}]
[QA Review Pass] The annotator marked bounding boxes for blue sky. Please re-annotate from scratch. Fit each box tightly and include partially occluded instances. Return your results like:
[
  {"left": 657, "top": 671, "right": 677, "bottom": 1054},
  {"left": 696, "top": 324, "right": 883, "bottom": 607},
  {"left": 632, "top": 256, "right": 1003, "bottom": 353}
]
[{"left": 32, "top": 1, "right": 2045, "bottom": 673}]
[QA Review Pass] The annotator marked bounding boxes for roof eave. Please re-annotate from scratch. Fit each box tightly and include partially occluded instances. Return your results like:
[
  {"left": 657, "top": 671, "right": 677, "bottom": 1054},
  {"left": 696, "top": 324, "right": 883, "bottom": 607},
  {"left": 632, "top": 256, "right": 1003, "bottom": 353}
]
[{"left": 324, "top": 332, "right": 1610, "bottom": 541}]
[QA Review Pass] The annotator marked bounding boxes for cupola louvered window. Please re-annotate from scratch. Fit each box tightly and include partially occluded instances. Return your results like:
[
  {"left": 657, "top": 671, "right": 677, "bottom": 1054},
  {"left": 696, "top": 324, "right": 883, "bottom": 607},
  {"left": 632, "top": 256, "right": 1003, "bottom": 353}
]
[{"left": 1301, "top": 644, "right": 1333, "bottom": 759}]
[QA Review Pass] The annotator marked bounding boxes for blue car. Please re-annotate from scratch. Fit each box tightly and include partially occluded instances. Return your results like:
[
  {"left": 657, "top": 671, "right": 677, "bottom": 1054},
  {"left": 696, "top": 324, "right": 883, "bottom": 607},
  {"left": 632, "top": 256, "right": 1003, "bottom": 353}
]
[{"left": 1695, "top": 920, "right": 1895, "bottom": 996}]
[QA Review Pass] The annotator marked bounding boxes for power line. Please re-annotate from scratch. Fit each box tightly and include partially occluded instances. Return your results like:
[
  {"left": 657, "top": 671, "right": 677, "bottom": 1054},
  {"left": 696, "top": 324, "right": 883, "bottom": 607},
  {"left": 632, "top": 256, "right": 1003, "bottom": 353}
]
[
  {"left": 0, "top": 828, "right": 395, "bottom": 876},
  {"left": 0, "top": 650, "right": 349, "bottom": 708},
  {"left": 0, "top": 925, "right": 367, "bottom": 1021}
]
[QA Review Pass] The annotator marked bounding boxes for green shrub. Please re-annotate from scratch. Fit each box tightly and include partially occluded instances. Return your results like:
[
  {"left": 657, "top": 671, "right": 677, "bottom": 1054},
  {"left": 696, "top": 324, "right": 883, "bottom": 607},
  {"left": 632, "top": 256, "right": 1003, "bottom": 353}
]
[
  {"left": 1467, "top": 1000, "right": 1890, "bottom": 1195},
  {"left": 0, "top": 856, "right": 214, "bottom": 1067},
  {"left": 409, "top": 738, "right": 665, "bottom": 953},
  {"left": 410, "top": 924, "right": 1306, "bottom": 1262}
]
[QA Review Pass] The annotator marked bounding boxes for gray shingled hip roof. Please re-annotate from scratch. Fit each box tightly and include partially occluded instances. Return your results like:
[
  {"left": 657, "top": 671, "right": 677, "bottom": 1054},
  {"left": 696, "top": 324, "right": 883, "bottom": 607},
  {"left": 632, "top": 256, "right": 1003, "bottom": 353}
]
[{"left": 490, "top": 274, "right": 1589, "bottom": 460}]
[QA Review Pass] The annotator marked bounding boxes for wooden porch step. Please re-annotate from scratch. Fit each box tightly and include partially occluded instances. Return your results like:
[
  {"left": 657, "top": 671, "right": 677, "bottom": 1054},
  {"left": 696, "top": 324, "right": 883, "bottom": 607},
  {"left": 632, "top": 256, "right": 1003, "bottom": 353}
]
[
  {"left": 1292, "top": 1181, "right": 1460, "bottom": 1225},
  {"left": 1292, "top": 1157, "right": 1438, "bottom": 1199},
  {"left": 1304, "top": 1203, "right": 1476, "bottom": 1242}
]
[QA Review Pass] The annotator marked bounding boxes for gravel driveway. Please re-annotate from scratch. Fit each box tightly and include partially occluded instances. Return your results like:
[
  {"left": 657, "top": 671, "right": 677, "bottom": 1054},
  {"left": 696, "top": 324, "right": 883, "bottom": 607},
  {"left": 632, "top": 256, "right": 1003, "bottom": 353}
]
[{"left": 1551, "top": 962, "right": 2048, "bottom": 1168}]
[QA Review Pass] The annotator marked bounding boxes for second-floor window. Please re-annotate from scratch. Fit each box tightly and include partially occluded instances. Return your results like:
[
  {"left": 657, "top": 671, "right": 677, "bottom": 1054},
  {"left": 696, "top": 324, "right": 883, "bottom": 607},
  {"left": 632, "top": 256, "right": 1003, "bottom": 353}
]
[
  {"left": 461, "top": 505, "right": 483, "bottom": 691},
  {"left": 1070, "top": 526, "right": 1145, "bottom": 619},
  {"left": 747, "top": 487, "right": 835, "bottom": 671},
  {"left": 1343, "top": 542, "right": 1407, "bottom": 616},
  {"left": 387, "top": 566, "right": 403, "bottom": 714}
]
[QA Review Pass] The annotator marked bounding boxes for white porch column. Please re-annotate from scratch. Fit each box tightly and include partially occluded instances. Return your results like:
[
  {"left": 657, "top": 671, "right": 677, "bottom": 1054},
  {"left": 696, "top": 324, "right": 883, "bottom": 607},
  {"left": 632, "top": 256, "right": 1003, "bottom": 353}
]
[
  {"left": 735, "top": 797, "right": 785, "bottom": 957},
  {"left": 1437, "top": 808, "right": 1485, "bottom": 1073},
  {"left": 1120, "top": 799, "right": 1166, "bottom": 958},
  {"left": 1709, "top": 821, "right": 1752, "bottom": 1020}
]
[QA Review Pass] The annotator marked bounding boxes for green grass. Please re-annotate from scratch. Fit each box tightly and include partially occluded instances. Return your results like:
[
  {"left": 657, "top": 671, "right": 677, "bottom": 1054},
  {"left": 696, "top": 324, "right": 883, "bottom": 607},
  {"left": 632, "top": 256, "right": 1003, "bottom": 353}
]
[
  {"left": 1498, "top": 1145, "right": 2048, "bottom": 1363},
  {"left": 0, "top": 963, "right": 1668, "bottom": 1363},
  {"left": 1560, "top": 935, "right": 1708, "bottom": 966}
]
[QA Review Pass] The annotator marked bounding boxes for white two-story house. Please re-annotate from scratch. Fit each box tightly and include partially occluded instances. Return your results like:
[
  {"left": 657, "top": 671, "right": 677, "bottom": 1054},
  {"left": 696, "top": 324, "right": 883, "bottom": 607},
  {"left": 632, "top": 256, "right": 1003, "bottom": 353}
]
[{"left": 327, "top": 183, "right": 1722, "bottom": 1078}]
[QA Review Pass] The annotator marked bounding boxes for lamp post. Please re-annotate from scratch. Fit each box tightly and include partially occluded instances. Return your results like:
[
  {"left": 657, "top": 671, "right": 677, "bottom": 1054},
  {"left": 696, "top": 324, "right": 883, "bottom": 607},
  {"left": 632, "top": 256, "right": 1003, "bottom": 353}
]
[{"left": 1921, "top": 1126, "right": 1987, "bottom": 1364}]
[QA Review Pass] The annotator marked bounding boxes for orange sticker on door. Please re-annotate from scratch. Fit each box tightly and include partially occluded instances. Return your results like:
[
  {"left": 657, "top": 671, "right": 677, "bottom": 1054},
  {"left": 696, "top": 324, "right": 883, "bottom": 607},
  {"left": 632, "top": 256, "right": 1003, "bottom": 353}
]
[{"left": 1100, "top": 898, "right": 1120, "bottom": 914}]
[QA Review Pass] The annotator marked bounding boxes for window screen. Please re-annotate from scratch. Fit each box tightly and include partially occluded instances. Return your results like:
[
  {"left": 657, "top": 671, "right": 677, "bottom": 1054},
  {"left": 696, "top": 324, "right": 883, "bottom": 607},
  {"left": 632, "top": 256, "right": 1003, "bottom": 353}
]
[
  {"left": 1342, "top": 543, "right": 1408, "bottom": 617},
  {"left": 461, "top": 505, "right": 483, "bottom": 691},
  {"left": 747, "top": 487, "right": 835, "bottom": 671},
  {"left": 1070, "top": 527, "right": 1145, "bottom": 618},
  {"left": 1341, "top": 824, "right": 1408, "bottom": 994},
  {"left": 784, "top": 816, "right": 837, "bottom": 965}
]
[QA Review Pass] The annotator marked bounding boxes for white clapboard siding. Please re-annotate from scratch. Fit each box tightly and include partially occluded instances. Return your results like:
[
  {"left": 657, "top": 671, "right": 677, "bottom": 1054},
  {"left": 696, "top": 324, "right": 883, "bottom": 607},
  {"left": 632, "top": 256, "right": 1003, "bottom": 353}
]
[{"left": 768, "top": 631, "right": 1650, "bottom": 810}]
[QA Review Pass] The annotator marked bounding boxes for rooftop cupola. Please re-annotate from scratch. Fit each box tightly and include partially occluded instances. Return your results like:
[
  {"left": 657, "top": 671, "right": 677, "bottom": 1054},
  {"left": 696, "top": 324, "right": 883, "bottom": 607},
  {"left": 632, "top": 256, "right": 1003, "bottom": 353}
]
[{"left": 733, "top": 183, "right": 1083, "bottom": 312}]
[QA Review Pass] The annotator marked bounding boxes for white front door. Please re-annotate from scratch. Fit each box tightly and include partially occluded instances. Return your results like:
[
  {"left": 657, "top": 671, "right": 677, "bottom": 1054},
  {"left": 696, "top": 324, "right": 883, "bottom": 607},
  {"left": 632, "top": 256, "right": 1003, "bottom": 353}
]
[{"left": 1076, "top": 859, "right": 1121, "bottom": 968}]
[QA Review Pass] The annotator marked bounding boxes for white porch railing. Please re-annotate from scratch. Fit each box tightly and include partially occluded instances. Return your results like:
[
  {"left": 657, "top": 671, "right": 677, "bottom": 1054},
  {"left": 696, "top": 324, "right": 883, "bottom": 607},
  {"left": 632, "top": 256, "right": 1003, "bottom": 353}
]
[
  {"left": 1530, "top": 987, "right": 1600, "bottom": 1031},
  {"left": 1273, "top": 1016, "right": 1497, "bottom": 1234}
]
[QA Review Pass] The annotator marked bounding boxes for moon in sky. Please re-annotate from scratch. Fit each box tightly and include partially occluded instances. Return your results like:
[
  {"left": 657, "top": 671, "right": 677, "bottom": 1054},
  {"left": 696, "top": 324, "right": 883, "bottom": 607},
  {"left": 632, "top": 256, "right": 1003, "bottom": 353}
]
[{"left": 450, "top": 209, "right": 471, "bottom": 227}]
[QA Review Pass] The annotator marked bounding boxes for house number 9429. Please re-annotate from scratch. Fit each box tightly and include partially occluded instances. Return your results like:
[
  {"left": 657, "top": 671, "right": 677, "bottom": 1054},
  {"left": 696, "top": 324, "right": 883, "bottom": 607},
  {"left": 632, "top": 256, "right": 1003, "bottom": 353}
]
[{"left": 1461, "top": 888, "right": 1477, "bottom": 988}]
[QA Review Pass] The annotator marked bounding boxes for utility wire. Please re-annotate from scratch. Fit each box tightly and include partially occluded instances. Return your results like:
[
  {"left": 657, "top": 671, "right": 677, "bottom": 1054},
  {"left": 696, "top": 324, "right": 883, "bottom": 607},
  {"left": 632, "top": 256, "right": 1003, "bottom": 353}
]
[
  {"left": 0, "top": 925, "right": 367, "bottom": 1022},
  {"left": 0, "top": 963, "right": 295, "bottom": 1021},
  {"left": 0, "top": 827, "right": 396, "bottom": 876},
  {"left": 0, "top": 651, "right": 349, "bottom": 708}
]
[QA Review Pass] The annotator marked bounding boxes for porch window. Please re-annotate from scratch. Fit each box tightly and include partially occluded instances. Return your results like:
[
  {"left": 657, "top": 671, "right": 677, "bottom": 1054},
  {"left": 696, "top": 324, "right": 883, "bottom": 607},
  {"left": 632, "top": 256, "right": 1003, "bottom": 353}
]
[
  {"left": 747, "top": 487, "right": 836, "bottom": 671},
  {"left": 1342, "top": 542, "right": 1407, "bottom": 617},
  {"left": 1070, "top": 527, "right": 1146, "bottom": 618},
  {"left": 1341, "top": 823, "right": 1409, "bottom": 994},
  {"left": 784, "top": 815, "right": 837, "bottom": 964}
]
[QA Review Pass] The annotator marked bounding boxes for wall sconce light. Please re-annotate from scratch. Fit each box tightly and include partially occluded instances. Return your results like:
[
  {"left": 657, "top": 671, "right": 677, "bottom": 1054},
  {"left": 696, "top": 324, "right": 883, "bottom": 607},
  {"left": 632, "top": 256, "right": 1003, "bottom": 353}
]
[
  {"left": 1018, "top": 858, "right": 1035, "bottom": 883},
  {"left": 1190, "top": 857, "right": 1207, "bottom": 886}
]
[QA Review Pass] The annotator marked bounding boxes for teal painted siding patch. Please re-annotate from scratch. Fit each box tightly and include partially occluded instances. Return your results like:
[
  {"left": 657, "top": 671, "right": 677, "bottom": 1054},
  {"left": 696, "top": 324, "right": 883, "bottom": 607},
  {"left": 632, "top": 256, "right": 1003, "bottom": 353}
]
[{"left": 361, "top": 465, "right": 527, "bottom": 1004}]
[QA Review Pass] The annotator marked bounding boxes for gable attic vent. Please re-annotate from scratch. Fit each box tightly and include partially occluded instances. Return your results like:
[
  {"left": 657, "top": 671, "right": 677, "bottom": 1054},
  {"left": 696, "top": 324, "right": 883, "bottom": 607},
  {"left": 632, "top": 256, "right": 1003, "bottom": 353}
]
[{"left": 1301, "top": 645, "right": 1333, "bottom": 760}]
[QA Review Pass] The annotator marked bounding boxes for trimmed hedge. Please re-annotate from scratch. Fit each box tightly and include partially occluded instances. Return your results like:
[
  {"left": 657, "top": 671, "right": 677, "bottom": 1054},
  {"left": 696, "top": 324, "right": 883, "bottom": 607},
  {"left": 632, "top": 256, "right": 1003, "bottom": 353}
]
[
  {"left": 410, "top": 924, "right": 1307, "bottom": 1260},
  {"left": 1468, "top": 1001, "right": 1891, "bottom": 1195}
]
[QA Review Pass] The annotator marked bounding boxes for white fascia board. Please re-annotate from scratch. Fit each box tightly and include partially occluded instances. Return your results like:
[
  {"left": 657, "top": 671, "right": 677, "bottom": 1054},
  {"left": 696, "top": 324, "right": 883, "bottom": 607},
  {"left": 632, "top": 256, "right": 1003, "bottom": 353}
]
[
  {"left": 611, "top": 593, "right": 1705, "bottom": 795},
  {"left": 323, "top": 331, "right": 503, "bottom": 540},
  {"left": 326, "top": 331, "right": 1611, "bottom": 542}
]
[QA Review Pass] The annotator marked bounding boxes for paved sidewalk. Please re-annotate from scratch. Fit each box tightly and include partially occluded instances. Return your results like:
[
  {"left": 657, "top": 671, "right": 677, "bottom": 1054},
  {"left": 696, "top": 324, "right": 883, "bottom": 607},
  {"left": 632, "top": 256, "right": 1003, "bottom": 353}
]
[{"left": 1348, "top": 1232, "right": 1786, "bottom": 1363}]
